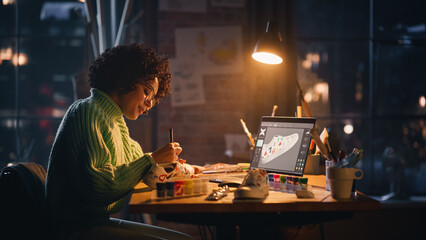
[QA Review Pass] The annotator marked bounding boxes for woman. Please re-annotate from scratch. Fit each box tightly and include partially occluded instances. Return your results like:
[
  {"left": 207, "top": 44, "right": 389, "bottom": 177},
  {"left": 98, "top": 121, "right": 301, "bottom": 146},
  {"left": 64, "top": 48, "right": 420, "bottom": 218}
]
[{"left": 45, "top": 44, "right": 192, "bottom": 239}]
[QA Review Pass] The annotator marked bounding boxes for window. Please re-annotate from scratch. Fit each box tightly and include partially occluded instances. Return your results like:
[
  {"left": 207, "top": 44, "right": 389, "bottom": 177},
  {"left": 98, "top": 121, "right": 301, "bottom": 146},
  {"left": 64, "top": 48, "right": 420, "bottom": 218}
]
[
  {"left": 0, "top": 0, "right": 85, "bottom": 168},
  {"left": 291, "top": 0, "right": 426, "bottom": 197}
]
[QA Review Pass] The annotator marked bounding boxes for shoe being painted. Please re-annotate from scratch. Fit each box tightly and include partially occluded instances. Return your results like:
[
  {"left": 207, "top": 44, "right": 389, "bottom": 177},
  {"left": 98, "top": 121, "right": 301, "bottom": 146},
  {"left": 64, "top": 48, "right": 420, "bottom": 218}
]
[{"left": 143, "top": 159, "right": 195, "bottom": 189}]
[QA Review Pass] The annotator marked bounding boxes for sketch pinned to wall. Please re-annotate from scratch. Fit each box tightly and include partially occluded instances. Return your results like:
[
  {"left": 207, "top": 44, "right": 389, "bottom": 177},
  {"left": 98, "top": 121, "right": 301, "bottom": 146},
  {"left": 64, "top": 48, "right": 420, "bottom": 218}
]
[
  {"left": 159, "top": 0, "right": 207, "bottom": 13},
  {"left": 170, "top": 58, "right": 206, "bottom": 107},
  {"left": 175, "top": 26, "right": 243, "bottom": 74}
]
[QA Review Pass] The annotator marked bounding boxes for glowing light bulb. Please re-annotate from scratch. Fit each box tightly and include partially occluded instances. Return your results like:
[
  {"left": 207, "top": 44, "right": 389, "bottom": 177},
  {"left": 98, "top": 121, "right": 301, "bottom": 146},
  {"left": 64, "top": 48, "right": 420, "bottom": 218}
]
[{"left": 252, "top": 52, "right": 283, "bottom": 64}]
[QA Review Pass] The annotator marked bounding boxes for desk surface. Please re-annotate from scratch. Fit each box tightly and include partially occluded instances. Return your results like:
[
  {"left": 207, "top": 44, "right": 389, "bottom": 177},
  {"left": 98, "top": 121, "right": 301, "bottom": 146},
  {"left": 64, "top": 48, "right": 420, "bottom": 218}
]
[{"left": 129, "top": 174, "right": 380, "bottom": 214}]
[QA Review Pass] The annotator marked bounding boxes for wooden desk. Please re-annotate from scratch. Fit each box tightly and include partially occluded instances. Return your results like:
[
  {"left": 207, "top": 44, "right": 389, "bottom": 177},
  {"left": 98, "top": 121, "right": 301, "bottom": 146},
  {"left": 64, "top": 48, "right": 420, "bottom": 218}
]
[
  {"left": 130, "top": 175, "right": 380, "bottom": 239},
  {"left": 129, "top": 174, "right": 380, "bottom": 215}
]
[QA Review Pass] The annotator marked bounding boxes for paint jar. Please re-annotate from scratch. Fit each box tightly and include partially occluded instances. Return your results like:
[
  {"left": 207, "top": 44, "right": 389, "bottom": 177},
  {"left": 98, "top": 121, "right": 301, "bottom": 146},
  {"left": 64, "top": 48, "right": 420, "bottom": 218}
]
[
  {"left": 200, "top": 178, "right": 209, "bottom": 194},
  {"left": 174, "top": 180, "right": 184, "bottom": 196},
  {"left": 286, "top": 176, "right": 293, "bottom": 192},
  {"left": 268, "top": 173, "right": 274, "bottom": 189},
  {"left": 273, "top": 174, "right": 281, "bottom": 191},
  {"left": 192, "top": 178, "right": 201, "bottom": 194},
  {"left": 166, "top": 181, "right": 175, "bottom": 197},
  {"left": 280, "top": 175, "right": 287, "bottom": 191},
  {"left": 156, "top": 182, "right": 166, "bottom": 198},
  {"left": 292, "top": 177, "right": 300, "bottom": 190},
  {"left": 183, "top": 179, "right": 193, "bottom": 195},
  {"left": 298, "top": 177, "right": 308, "bottom": 190}
]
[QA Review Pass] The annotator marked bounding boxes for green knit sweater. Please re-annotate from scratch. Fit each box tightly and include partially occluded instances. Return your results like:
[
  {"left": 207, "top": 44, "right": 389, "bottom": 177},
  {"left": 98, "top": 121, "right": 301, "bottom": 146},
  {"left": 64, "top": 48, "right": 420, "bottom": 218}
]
[{"left": 45, "top": 88, "right": 154, "bottom": 233}]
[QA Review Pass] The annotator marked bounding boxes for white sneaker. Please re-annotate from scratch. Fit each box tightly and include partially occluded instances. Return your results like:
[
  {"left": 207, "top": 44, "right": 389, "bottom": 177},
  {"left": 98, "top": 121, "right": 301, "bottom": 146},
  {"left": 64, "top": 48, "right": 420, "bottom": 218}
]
[
  {"left": 143, "top": 162, "right": 195, "bottom": 189},
  {"left": 234, "top": 169, "right": 269, "bottom": 199}
]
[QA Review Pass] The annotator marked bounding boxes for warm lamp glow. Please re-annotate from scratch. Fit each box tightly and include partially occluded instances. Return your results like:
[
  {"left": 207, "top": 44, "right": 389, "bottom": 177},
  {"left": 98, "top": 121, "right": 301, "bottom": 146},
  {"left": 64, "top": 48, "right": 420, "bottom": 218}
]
[
  {"left": 252, "top": 52, "right": 283, "bottom": 64},
  {"left": 252, "top": 21, "right": 284, "bottom": 65}
]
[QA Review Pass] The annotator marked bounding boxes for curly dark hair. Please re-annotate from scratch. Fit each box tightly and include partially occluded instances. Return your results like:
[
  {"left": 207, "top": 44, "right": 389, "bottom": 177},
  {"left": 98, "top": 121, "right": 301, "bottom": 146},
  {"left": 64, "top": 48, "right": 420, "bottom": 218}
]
[{"left": 88, "top": 43, "right": 171, "bottom": 104}]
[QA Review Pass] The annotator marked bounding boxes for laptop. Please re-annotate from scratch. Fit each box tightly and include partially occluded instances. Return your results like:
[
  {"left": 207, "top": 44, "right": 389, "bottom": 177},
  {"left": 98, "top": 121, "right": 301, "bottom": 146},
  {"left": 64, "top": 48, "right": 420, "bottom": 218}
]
[
  {"left": 207, "top": 116, "right": 316, "bottom": 184},
  {"left": 250, "top": 116, "right": 316, "bottom": 176}
]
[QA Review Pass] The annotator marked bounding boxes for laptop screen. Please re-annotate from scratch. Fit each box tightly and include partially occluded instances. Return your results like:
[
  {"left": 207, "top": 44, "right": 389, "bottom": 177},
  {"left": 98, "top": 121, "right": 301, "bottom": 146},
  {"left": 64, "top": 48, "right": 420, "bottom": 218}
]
[{"left": 250, "top": 116, "right": 316, "bottom": 176}]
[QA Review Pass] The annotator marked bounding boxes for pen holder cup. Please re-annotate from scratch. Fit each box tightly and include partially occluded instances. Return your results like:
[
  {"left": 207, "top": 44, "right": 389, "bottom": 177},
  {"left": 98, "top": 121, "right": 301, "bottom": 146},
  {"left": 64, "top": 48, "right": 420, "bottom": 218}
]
[
  {"left": 326, "top": 167, "right": 363, "bottom": 199},
  {"left": 304, "top": 154, "right": 320, "bottom": 175}
]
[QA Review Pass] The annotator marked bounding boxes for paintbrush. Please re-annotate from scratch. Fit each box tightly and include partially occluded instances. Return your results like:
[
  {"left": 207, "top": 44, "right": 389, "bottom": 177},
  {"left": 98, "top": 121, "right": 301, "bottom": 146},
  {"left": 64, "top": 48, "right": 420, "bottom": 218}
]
[
  {"left": 240, "top": 118, "right": 255, "bottom": 147},
  {"left": 309, "top": 127, "right": 330, "bottom": 159}
]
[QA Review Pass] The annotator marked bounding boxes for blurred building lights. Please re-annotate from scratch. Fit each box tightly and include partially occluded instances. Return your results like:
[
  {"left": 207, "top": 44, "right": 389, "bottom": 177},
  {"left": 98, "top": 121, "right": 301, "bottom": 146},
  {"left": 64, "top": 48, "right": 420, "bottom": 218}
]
[
  {"left": 304, "top": 90, "right": 313, "bottom": 103},
  {"left": 2, "top": 0, "right": 15, "bottom": 5},
  {"left": 5, "top": 119, "right": 15, "bottom": 128},
  {"left": 355, "top": 82, "right": 363, "bottom": 102},
  {"left": 419, "top": 96, "right": 425, "bottom": 108},
  {"left": 314, "top": 82, "right": 329, "bottom": 103},
  {"left": 12, "top": 53, "right": 28, "bottom": 66},
  {"left": 0, "top": 47, "right": 13, "bottom": 64},
  {"left": 301, "top": 52, "right": 320, "bottom": 70},
  {"left": 344, "top": 123, "right": 354, "bottom": 135},
  {"left": 310, "top": 53, "right": 320, "bottom": 64},
  {"left": 302, "top": 59, "right": 312, "bottom": 69},
  {"left": 302, "top": 82, "right": 329, "bottom": 104}
]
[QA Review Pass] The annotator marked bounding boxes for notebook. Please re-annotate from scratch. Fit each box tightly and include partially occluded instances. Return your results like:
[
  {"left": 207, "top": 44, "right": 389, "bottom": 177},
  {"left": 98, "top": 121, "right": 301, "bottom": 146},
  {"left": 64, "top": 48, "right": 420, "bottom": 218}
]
[{"left": 206, "top": 116, "right": 316, "bottom": 184}]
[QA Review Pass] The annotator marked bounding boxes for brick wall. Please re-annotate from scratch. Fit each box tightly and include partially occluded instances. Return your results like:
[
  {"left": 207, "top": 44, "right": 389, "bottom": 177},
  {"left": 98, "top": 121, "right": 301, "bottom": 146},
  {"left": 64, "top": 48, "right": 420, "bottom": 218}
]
[{"left": 155, "top": 4, "right": 252, "bottom": 166}]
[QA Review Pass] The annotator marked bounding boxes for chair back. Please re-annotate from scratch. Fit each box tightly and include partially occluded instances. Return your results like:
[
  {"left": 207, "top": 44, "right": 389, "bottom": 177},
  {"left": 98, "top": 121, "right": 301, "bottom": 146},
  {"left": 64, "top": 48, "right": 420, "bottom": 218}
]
[{"left": 0, "top": 162, "right": 48, "bottom": 239}]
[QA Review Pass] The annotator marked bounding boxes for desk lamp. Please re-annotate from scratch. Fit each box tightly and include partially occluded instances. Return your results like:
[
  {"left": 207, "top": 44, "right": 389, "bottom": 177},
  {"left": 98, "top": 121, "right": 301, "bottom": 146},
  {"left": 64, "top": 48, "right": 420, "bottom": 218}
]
[
  {"left": 252, "top": 21, "right": 312, "bottom": 118},
  {"left": 252, "top": 21, "right": 334, "bottom": 159}
]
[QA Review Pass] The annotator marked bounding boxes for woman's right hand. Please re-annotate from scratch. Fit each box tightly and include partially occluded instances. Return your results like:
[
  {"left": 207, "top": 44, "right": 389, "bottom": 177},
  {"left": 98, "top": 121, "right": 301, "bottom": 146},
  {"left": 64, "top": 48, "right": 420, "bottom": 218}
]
[{"left": 151, "top": 142, "right": 182, "bottom": 164}]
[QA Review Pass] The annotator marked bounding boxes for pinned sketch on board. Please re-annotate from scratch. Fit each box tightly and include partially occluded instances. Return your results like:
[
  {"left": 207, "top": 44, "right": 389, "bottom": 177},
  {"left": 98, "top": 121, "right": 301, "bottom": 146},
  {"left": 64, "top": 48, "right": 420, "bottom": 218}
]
[
  {"left": 170, "top": 58, "right": 205, "bottom": 107},
  {"left": 175, "top": 26, "right": 243, "bottom": 74}
]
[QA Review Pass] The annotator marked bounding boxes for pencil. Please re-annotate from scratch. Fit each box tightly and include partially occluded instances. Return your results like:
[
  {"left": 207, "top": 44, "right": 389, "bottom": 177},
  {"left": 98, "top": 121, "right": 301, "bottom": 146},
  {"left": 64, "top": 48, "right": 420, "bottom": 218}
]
[{"left": 169, "top": 128, "right": 173, "bottom": 143}]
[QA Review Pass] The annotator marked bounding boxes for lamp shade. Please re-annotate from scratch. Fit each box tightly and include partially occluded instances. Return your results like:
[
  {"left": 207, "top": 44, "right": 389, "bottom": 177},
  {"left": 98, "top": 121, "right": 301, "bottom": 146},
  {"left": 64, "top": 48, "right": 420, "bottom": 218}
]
[{"left": 252, "top": 21, "right": 284, "bottom": 64}]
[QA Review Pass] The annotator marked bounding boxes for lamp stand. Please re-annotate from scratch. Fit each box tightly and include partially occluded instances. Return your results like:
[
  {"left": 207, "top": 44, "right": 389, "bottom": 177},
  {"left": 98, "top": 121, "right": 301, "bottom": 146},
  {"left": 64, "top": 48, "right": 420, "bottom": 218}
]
[{"left": 287, "top": 55, "right": 312, "bottom": 118}]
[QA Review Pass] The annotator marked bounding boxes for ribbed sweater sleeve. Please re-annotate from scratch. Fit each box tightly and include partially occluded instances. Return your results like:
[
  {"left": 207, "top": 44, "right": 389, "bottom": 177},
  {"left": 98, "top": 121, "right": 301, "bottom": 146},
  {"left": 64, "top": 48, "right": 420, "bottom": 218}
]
[{"left": 46, "top": 88, "right": 154, "bottom": 231}]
